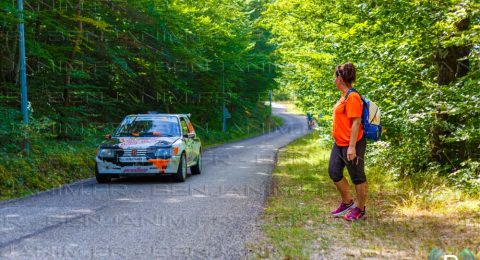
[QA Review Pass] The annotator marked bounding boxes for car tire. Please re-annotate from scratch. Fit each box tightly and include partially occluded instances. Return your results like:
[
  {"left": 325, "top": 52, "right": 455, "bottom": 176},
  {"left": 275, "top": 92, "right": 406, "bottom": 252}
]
[
  {"left": 95, "top": 163, "right": 112, "bottom": 183},
  {"left": 190, "top": 152, "right": 202, "bottom": 175},
  {"left": 96, "top": 173, "right": 111, "bottom": 184},
  {"left": 174, "top": 154, "right": 187, "bottom": 182}
]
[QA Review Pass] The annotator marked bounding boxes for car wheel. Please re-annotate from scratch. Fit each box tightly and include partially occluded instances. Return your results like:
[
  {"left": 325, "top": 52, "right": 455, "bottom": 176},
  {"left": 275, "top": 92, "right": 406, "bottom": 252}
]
[
  {"left": 96, "top": 173, "right": 111, "bottom": 184},
  {"left": 174, "top": 154, "right": 187, "bottom": 182},
  {"left": 190, "top": 152, "right": 202, "bottom": 175},
  {"left": 95, "top": 163, "right": 111, "bottom": 183}
]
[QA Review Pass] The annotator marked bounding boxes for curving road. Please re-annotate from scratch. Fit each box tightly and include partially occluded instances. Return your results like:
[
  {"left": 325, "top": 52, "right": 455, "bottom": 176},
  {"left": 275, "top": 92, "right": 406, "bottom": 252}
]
[{"left": 0, "top": 103, "right": 308, "bottom": 259}]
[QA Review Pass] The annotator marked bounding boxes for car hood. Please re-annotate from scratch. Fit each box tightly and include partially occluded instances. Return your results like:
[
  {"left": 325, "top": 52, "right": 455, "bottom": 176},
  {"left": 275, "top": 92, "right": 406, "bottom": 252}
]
[{"left": 102, "top": 137, "right": 180, "bottom": 149}]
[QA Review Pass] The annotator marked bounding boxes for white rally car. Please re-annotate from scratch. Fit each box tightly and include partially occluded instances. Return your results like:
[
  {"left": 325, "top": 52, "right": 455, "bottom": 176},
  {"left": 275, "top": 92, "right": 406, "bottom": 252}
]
[{"left": 95, "top": 113, "right": 202, "bottom": 183}]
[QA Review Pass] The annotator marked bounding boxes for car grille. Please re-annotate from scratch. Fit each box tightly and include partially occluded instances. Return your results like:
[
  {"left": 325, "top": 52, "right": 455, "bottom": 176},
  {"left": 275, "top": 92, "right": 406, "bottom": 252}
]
[{"left": 121, "top": 149, "right": 148, "bottom": 157}]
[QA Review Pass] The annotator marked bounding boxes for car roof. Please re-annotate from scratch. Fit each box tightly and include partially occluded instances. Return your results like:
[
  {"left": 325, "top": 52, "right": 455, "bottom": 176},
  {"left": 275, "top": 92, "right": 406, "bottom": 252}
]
[{"left": 126, "top": 113, "right": 190, "bottom": 118}]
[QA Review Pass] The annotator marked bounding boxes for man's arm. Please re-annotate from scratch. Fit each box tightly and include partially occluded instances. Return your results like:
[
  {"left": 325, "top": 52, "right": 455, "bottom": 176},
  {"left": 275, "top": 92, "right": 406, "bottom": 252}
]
[{"left": 347, "top": 117, "right": 361, "bottom": 161}]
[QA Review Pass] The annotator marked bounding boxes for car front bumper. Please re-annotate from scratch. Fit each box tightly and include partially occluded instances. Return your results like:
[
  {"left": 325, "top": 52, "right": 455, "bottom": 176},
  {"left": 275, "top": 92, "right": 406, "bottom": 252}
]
[{"left": 95, "top": 155, "right": 181, "bottom": 175}]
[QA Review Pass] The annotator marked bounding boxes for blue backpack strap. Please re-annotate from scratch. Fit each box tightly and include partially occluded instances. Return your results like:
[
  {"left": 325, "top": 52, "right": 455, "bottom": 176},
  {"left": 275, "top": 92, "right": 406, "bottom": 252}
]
[
  {"left": 345, "top": 88, "right": 368, "bottom": 106},
  {"left": 344, "top": 88, "right": 358, "bottom": 100},
  {"left": 343, "top": 88, "right": 360, "bottom": 113},
  {"left": 344, "top": 88, "right": 369, "bottom": 124}
]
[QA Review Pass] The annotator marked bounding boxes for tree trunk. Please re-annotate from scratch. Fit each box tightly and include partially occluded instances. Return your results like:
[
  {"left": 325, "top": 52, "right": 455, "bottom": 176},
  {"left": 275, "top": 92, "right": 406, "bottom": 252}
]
[
  {"left": 64, "top": 0, "right": 83, "bottom": 107},
  {"left": 432, "top": 17, "right": 471, "bottom": 164}
]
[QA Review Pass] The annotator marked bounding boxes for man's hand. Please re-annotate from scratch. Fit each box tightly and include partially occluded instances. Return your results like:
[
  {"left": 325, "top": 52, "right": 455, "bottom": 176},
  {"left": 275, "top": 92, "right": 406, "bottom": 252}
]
[{"left": 347, "top": 146, "right": 356, "bottom": 161}]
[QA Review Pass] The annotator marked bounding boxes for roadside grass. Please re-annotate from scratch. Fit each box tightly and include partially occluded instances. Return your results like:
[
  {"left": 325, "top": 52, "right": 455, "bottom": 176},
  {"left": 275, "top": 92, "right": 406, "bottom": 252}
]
[
  {"left": 252, "top": 132, "right": 480, "bottom": 259},
  {"left": 0, "top": 107, "right": 283, "bottom": 202},
  {"left": 0, "top": 138, "right": 99, "bottom": 201}
]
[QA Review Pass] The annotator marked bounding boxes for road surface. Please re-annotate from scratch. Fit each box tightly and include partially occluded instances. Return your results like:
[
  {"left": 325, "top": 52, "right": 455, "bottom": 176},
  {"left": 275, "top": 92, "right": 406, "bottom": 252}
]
[{"left": 0, "top": 103, "right": 308, "bottom": 259}]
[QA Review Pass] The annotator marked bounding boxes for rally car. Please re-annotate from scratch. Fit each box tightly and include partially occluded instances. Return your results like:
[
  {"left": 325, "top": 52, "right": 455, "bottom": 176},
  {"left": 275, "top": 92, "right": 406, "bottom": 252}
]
[{"left": 95, "top": 113, "right": 202, "bottom": 183}]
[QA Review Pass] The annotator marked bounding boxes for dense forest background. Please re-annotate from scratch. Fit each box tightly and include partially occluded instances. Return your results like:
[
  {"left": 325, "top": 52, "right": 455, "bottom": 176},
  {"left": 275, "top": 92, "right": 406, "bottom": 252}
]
[
  {"left": 0, "top": 0, "right": 275, "bottom": 139},
  {"left": 0, "top": 0, "right": 479, "bottom": 197}
]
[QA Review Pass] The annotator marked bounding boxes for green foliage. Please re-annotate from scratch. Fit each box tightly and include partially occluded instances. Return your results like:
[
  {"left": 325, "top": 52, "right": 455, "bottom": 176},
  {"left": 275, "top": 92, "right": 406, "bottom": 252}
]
[
  {"left": 0, "top": 135, "right": 98, "bottom": 200},
  {"left": 1, "top": 0, "right": 275, "bottom": 128},
  {"left": 261, "top": 0, "right": 480, "bottom": 188}
]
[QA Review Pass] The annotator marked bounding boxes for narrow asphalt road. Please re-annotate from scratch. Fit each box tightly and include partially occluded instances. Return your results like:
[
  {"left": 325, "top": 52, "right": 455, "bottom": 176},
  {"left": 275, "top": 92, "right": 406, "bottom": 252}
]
[{"left": 0, "top": 104, "right": 308, "bottom": 259}]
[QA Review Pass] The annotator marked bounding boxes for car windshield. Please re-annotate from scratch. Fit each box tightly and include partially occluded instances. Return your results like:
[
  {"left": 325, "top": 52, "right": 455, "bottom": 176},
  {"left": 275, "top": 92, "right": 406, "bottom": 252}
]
[{"left": 114, "top": 116, "right": 181, "bottom": 137}]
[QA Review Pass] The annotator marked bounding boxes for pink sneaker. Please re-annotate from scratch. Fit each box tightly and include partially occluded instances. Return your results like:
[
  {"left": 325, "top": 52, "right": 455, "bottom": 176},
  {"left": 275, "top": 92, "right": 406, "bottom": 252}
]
[
  {"left": 343, "top": 207, "right": 366, "bottom": 221},
  {"left": 331, "top": 200, "right": 355, "bottom": 217}
]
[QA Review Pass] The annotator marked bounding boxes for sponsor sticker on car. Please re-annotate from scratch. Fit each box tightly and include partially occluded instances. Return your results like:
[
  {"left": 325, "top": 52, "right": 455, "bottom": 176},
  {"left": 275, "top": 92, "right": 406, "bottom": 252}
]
[
  {"left": 119, "top": 157, "right": 148, "bottom": 163},
  {"left": 121, "top": 167, "right": 151, "bottom": 173}
]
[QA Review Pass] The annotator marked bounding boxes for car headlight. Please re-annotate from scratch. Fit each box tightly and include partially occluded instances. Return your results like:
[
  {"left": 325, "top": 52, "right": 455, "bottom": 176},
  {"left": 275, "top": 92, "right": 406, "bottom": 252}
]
[
  {"left": 98, "top": 149, "right": 115, "bottom": 158},
  {"left": 155, "top": 148, "right": 172, "bottom": 159}
]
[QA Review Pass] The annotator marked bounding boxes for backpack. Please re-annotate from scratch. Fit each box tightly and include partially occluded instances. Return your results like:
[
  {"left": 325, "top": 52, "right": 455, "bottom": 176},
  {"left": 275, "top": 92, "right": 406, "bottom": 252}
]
[{"left": 344, "top": 88, "right": 382, "bottom": 141}]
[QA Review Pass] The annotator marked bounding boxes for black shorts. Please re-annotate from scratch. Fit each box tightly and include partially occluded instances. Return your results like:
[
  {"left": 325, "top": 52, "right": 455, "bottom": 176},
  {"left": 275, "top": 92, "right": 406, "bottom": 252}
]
[{"left": 328, "top": 138, "right": 367, "bottom": 185}]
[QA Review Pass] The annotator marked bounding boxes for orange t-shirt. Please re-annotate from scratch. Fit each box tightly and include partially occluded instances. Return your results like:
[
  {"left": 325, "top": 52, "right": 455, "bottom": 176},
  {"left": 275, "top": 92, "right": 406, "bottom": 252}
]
[{"left": 332, "top": 91, "right": 364, "bottom": 146}]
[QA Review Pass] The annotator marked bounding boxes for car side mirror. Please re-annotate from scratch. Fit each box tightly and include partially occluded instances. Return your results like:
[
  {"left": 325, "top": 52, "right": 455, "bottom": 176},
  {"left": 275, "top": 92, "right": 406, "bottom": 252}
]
[
  {"left": 104, "top": 134, "right": 112, "bottom": 139},
  {"left": 184, "top": 133, "right": 195, "bottom": 138}
]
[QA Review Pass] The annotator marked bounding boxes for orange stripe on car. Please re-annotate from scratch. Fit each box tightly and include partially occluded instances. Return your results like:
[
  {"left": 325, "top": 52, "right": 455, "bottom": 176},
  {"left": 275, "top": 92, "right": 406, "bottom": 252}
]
[{"left": 148, "top": 159, "right": 170, "bottom": 170}]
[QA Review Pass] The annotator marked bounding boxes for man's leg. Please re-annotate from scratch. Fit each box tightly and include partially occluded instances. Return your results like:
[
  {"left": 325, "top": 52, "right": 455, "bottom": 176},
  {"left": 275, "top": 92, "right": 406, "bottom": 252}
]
[
  {"left": 355, "top": 182, "right": 368, "bottom": 210},
  {"left": 346, "top": 138, "right": 367, "bottom": 210},
  {"left": 334, "top": 177, "right": 353, "bottom": 204},
  {"left": 329, "top": 144, "right": 352, "bottom": 204}
]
